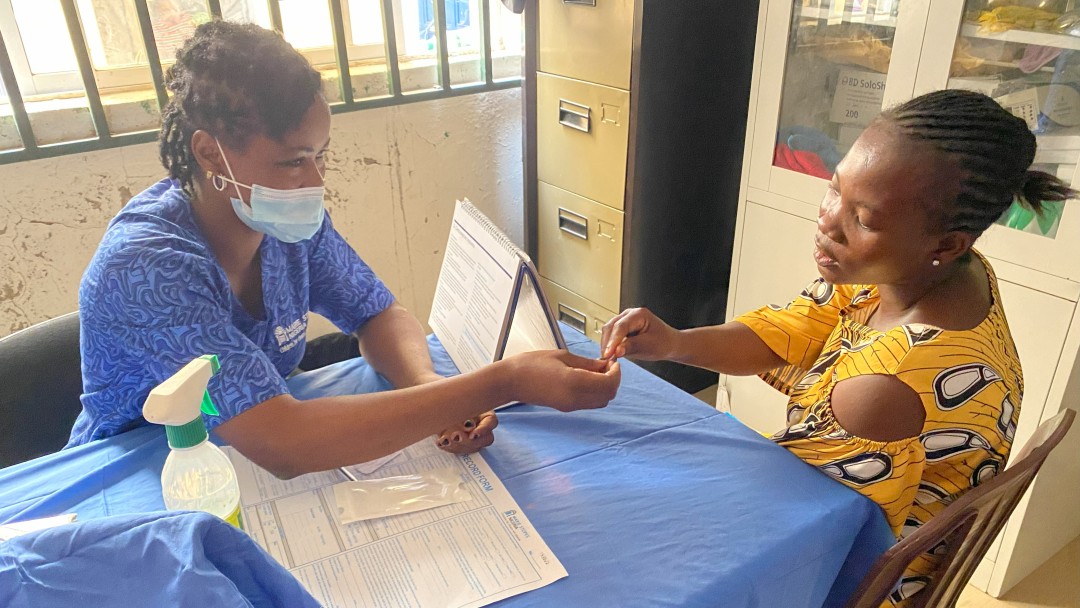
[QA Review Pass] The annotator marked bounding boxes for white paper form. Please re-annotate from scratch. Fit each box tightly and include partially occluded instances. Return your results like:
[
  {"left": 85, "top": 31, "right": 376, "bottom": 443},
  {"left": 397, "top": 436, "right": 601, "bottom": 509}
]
[
  {"left": 429, "top": 209, "right": 518, "bottom": 375},
  {"left": 224, "top": 442, "right": 566, "bottom": 608}
]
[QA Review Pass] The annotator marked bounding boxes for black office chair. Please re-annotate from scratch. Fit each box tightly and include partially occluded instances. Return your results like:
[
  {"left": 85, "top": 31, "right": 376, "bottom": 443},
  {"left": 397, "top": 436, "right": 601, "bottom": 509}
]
[
  {"left": 0, "top": 312, "right": 84, "bottom": 468},
  {"left": 297, "top": 332, "right": 361, "bottom": 372}
]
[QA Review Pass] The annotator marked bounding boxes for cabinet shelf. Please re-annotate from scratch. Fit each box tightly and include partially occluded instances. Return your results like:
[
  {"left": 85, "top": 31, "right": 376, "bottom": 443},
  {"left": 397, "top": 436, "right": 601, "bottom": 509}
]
[
  {"left": 1035, "top": 126, "right": 1080, "bottom": 151},
  {"left": 960, "top": 23, "right": 1080, "bottom": 52},
  {"left": 798, "top": 6, "right": 897, "bottom": 28}
]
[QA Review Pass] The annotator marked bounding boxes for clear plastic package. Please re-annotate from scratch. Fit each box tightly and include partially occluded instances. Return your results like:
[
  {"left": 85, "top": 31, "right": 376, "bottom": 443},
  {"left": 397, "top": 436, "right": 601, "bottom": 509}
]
[{"left": 332, "top": 467, "right": 470, "bottom": 524}]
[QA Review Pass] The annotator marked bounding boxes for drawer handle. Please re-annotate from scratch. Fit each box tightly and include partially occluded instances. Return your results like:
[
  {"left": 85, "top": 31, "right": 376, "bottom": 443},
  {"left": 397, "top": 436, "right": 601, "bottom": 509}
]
[
  {"left": 558, "top": 99, "right": 591, "bottom": 133},
  {"left": 558, "top": 207, "right": 589, "bottom": 240},
  {"left": 558, "top": 304, "right": 587, "bottom": 333},
  {"left": 562, "top": 0, "right": 597, "bottom": 5}
]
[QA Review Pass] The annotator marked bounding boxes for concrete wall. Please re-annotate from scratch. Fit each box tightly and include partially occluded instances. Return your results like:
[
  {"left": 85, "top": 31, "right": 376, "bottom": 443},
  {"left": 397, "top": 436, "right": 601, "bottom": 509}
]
[{"left": 0, "top": 88, "right": 523, "bottom": 337}]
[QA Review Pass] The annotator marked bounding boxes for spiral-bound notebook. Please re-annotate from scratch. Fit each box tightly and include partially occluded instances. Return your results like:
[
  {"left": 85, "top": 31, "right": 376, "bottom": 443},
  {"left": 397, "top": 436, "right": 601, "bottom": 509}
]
[{"left": 429, "top": 200, "right": 566, "bottom": 379}]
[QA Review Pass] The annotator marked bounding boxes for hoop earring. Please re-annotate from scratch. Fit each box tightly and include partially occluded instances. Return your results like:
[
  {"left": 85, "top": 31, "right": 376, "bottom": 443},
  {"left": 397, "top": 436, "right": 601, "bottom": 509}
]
[
  {"left": 211, "top": 174, "right": 227, "bottom": 192},
  {"left": 932, "top": 259, "right": 941, "bottom": 267}
]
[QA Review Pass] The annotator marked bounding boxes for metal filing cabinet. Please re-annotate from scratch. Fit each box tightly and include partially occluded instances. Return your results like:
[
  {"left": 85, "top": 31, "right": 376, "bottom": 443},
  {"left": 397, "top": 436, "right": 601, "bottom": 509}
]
[
  {"left": 508, "top": 0, "right": 761, "bottom": 392},
  {"left": 537, "top": 181, "right": 623, "bottom": 312}
]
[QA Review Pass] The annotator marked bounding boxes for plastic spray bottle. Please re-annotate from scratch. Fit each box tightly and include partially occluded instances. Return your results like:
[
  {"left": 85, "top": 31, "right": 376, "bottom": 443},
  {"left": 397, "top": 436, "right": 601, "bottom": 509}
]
[{"left": 142, "top": 355, "right": 243, "bottom": 528}]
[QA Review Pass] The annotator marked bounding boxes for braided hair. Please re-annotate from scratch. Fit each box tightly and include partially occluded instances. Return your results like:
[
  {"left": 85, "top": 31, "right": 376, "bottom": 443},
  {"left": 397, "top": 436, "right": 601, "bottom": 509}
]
[
  {"left": 159, "top": 21, "right": 322, "bottom": 197},
  {"left": 879, "top": 89, "right": 1075, "bottom": 236}
]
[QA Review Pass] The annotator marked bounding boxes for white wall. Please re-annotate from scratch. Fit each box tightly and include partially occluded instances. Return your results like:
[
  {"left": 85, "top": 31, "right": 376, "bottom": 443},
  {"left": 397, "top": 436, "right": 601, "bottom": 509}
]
[{"left": 0, "top": 88, "right": 523, "bottom": 337}]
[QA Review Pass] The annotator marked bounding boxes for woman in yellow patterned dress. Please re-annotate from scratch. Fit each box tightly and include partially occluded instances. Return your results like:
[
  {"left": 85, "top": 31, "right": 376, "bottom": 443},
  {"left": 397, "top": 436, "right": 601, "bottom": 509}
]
[{"left": 601, "top": 90, "right": 1074, "bottom": 606}]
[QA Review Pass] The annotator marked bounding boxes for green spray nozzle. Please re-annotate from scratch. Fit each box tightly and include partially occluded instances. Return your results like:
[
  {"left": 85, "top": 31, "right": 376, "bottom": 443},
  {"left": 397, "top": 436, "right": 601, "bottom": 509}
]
[
  {"left": 143, "top": 355, "right": 222, "bottom": 449},
  {"left": 143, "top": 355, "right": 221, "bottom": 426},
  {"left": 198, "top": 354, "right": 220, "bottom": 417}
]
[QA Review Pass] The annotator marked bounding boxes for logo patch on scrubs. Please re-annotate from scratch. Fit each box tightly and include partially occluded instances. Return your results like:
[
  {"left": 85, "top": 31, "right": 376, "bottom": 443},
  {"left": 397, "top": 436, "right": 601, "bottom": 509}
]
[{"left": 273, "top": 313, "right": 308, "bottom": 353}]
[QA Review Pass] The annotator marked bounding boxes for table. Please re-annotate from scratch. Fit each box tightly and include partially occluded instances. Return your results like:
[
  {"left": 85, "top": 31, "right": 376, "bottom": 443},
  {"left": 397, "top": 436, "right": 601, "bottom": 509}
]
[{"left": 0, "top": 326, "right": 894, "bottom": 607}]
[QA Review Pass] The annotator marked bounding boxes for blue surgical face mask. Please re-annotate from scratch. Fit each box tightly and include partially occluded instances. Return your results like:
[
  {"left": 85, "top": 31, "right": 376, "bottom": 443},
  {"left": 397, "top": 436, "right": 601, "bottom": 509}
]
[{"left": 215, "top": 139, "right": 326, "bottom": 243}]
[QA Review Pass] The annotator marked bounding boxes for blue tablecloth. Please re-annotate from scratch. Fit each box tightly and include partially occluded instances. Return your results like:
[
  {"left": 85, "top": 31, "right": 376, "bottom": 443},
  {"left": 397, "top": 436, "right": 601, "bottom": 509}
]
[
  {"left": 0, "top": 512, "right": 320, "bottom": 607},
  {"left": 0, "top": 326, "right": 894, "bottom": 607}
]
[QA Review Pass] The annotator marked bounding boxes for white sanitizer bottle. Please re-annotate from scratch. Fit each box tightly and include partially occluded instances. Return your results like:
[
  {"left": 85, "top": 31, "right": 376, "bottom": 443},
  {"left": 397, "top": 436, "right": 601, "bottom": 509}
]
[{"left": 142, "top": 355, "right": 243, "bottom": 529}]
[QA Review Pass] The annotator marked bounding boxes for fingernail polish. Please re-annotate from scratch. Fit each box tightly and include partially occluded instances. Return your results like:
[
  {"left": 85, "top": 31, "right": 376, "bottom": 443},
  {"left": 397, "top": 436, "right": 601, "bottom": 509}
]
[
  {"left": 441, "top": 438, "right": 450, "bottom": 446},
  {"left": 464, "top": 419, "right": 475, "bottom": 429}
]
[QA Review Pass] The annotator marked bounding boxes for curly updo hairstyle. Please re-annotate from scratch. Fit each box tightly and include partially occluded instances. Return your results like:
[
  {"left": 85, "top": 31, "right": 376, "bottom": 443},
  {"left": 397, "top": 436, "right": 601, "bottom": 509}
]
[
  {"left": 879, "top": 89, "right": 1075, "bottom": 236},
  {"left": 159, "top": 21, "right": 322, "bottom": 196}
]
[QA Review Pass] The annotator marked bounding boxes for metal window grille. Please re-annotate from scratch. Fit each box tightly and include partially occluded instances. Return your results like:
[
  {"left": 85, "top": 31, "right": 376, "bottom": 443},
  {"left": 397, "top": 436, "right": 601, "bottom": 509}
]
[{"left": 0, "top": 0, "right": 520, "bottom": 165}]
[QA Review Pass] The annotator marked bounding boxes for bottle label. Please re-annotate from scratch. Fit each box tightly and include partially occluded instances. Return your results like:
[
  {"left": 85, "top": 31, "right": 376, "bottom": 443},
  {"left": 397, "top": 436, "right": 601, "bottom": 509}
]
[{"left": 224, "top": 504, "right": 243, "bottom": 530}]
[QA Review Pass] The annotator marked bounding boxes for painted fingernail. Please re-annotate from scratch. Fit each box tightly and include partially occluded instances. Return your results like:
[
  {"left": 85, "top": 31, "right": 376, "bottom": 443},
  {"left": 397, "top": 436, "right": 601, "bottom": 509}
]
[
  {"left": 463, "top": 419, "right": 475, "bottom": 429},
  {"left": 453, "top": 434, "right": 462, "bottom": 443},
  {"left": 470, "top": 433, "right": 479, "bottom": 441},
  {"left": 441, "top": 438, "right": 450, "bottom": 446}
]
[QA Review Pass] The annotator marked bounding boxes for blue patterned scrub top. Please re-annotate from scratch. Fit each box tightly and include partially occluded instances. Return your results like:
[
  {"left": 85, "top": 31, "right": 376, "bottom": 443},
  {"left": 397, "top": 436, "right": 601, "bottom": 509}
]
[{"left": 67, "top": 179, "right": 394, "bottom": 446}]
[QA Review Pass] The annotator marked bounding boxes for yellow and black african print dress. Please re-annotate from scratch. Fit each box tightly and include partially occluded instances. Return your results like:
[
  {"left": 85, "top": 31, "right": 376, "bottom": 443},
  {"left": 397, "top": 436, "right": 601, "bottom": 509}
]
[{"left": 736, "top": 253, "right": 1022, "bottom": 606}]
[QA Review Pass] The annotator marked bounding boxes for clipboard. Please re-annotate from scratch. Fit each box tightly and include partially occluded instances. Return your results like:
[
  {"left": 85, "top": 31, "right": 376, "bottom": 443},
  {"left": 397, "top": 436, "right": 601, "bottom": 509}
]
[
  {"left": 495, "top": 255, "right": 567, "bottom": 359},
  {"left": 429, "top": 200, "right": 566, "bottom": 382}
]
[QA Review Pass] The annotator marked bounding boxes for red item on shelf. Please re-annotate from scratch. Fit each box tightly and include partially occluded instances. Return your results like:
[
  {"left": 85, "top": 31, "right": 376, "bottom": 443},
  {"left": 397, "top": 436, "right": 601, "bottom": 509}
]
[{"left": 773, "top": 143, "right": 832, "bottom": 179}]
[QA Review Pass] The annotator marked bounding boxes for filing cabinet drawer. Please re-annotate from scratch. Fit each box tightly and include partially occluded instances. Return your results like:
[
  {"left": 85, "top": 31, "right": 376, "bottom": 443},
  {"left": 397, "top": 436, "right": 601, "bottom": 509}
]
[
  {"left": 538, "top": 181, "right": 623, "bottom": 311},
  {"left": 540, "top": 277, "right": 618, "bottom": 344},
  {"left": 539, "top": 0, "right": 634, "bottom": 90},
  {"left": 537, "top": 73, "right": 630, "bottom": 211}
]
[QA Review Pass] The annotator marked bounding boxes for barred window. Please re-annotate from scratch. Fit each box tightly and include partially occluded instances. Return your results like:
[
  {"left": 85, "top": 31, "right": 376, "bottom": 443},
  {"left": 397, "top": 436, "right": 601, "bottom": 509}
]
[{"left": 0, "top": 0, "right": 523, "bottom": 162}]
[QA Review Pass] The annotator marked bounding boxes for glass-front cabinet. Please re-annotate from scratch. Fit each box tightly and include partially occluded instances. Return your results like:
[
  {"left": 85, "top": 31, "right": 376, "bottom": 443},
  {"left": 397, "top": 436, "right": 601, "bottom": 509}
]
[
  {"left": 916, "top": 0, "right": 1080, "bottom": 281},
  {"left": 746, "top": 0, "right": 931, "bottom": 206},
  {"left": 749, "top": 0, "right": 1080, "bottom": 282},
  {"left": 775, "top": 1, "right": 900, "bottom": 179}
]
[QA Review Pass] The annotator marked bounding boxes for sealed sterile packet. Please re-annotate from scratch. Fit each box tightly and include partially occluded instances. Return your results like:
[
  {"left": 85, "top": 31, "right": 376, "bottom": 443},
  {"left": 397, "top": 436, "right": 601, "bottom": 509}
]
[{"left": 332, "top": 467, "right": 471, "bottom": 524}]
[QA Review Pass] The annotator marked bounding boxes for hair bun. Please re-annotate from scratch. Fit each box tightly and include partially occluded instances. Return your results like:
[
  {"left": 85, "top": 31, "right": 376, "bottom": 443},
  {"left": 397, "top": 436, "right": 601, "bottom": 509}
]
[{"left": 1018, "top": 170, "right": 1075, "bottom": 214}]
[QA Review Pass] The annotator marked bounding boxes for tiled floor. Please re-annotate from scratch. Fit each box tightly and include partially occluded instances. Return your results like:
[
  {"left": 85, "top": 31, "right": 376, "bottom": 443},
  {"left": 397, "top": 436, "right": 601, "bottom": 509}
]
[
  {"left": 691, "top": 385, "right": 1079, "bottom": 607},
  {"left": 957, "top": 536, "right": 1080, "bottom": 608}
]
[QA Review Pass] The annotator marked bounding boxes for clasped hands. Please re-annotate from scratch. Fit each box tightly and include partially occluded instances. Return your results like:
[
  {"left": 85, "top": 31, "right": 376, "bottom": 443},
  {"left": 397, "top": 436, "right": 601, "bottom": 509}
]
[{"left": 433, "top": 347, "right": 624, "bottom": 454}]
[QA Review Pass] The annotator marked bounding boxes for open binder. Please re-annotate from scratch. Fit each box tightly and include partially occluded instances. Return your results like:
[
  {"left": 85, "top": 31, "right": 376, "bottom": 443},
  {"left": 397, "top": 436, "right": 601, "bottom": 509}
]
[{"left": 429, "top": 200, "right": 566, "bottom": 378}]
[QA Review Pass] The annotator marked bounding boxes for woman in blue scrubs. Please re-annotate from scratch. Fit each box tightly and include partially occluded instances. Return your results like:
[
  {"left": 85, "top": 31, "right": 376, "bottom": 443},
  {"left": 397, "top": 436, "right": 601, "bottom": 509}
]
[{"left": 68, "top": 21, "right": 619, "bottom": 478}]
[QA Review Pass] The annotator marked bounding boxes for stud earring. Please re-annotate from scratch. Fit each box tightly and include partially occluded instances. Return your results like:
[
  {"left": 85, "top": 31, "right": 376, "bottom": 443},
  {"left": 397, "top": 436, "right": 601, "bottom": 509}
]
[{"left": 932, "top": 259, "right": 941, "bottom": 267}]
